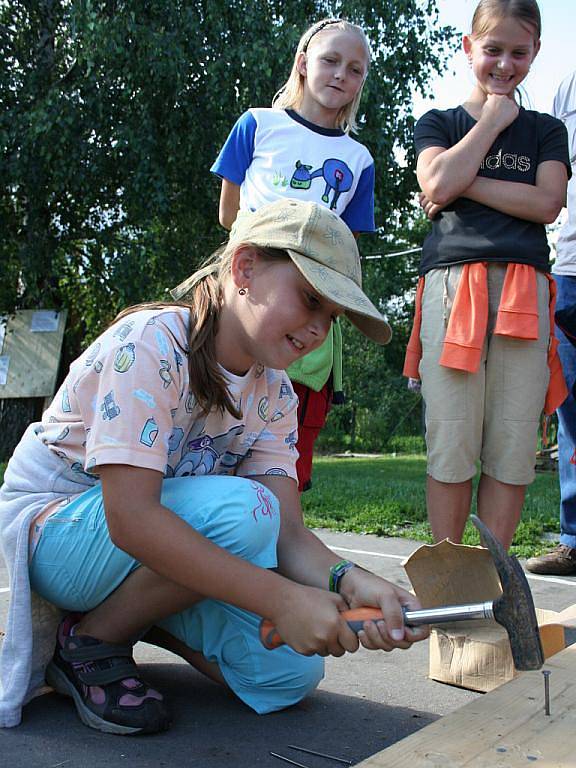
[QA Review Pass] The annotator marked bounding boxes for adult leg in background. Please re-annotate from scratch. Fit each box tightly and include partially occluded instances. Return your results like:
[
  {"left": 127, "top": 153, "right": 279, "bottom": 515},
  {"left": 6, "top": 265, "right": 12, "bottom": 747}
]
[{"left": 527, "top": 274, "right": 576, "bottom": 573}]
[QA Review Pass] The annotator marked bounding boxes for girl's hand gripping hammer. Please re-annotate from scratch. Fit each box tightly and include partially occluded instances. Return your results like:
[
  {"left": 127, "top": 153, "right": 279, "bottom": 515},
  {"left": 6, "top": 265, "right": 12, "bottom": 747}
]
[{"left": 260, "top": 515, "right": 544, "bottom": 671}]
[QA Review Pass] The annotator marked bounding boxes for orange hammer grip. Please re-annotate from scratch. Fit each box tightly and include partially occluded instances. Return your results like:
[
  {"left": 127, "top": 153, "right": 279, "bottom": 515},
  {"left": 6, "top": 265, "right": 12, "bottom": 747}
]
[{"left": 259, "top": 607, "right": 385, "bottom": 650}]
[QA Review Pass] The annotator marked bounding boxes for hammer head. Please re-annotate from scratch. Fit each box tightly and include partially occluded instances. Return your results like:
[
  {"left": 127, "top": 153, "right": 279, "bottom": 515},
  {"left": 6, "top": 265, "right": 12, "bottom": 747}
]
[{"left": 471, "top": 515, "right": 544, "bottom": 671}]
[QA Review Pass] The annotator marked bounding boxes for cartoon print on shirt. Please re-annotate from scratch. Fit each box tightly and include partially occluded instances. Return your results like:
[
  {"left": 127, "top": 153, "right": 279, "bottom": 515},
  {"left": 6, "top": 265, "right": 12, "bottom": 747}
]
[
  {"left": 114, "top": 343, "right": 136, "bottom": 373},
  {"left": 285, "top": 430, "right": 297, "bottom": 451},
  {"left": 61, "top": 387, "right": 71, "bottom": 413},
  {"left": 85, "top": 343, "right": 101, "bottom": 367},
  {"left": 113, "top": 321, "right": 135, "bottom": 341},
  {"left": 171, "top": 424, "right": 245, "bottom": 476},
  {"left": 167, "top": 427, "right": 184, "bottom": 454},
  {"left": 173, "top": 348, "right": 184, "bottom": 373},
  {"left": 55, "top": 426, "right": 70, "bottom": 442},
  {"left": 155, "top": 330, "right": 170, "bottom": 357},
  {"left": 159, "top": 359, "right": 172, "bottom": 389},
  {"left": 257, "top": 397, "right": 269, "bottom": 421},
  {"left": 290, "top": 158, "right": 353, "bottom": 210},
  {"left": 278, "top": 378, "right": 292, "bottom": 399},
  {"left": 140, "top": 417, "right": 159, "bottom": 447},
  {"left": 240, "top": 430, "right": 260, "bottom": 450},
  {"left": 133, "top": 389, "right": 157, "bottom": 408},
  {"left": 258, "top": 429, "right": 278, "bottom": 442},
  {"left": 265, "top": 467, "right": 289, "bottom": 476},
  {"left": 272, "top": 171, "right": 289, "bottom": 188},
  {"left": 101, "top": 391, "right": 121, "bottom": 421}
]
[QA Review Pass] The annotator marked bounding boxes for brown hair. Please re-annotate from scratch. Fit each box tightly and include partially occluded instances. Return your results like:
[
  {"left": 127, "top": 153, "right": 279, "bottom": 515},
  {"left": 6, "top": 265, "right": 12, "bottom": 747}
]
[
  {"left": 113, "top": 245, "right": 289, "bottom": 419},
  {"left": 272, "top": 18, "right": 371, "bottom": 134},
  {"left": 471, "top": 0, "right": 541, "bottom": 40}
]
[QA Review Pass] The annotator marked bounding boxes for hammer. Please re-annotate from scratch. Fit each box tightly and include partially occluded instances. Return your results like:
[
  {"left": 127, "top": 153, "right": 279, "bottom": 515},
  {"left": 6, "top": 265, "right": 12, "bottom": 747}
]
[{"left": 260, "top": 515, "right": 544, "bottom": 671}]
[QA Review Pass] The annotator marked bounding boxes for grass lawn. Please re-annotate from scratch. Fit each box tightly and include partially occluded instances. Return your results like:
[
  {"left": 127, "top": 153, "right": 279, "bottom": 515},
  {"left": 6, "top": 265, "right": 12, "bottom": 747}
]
[
  {"left": 302, "top": 455, "right": 561, "bottom": 559},
  {"left": 0, "top": 456, "right": 560, "bottom": 558}
]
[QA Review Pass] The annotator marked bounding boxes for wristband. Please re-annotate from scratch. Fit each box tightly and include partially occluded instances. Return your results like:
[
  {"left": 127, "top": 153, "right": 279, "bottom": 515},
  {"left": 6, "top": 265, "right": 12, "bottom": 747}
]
[{"left": 329, "top": 559, "right": 356, "bottom": 593}]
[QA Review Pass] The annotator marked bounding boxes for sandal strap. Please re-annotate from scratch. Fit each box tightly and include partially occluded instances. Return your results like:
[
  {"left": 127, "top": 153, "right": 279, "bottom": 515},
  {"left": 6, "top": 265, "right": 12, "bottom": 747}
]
[
  {"left": 60, "top": 642, "right": 133, "bottom": 664},
  {"left": 75, "top": 661, "right": 140, "bottom": 686}
]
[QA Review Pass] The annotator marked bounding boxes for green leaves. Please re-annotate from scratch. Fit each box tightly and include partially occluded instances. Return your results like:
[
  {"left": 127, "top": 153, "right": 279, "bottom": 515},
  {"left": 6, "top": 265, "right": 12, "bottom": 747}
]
[{"left": 1, "top": 0, "right": 456, "bottom": 369}]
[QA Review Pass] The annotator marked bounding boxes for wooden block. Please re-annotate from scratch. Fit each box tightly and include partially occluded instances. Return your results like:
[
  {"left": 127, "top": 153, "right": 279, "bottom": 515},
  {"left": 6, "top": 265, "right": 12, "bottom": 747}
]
[
  {"left": 429, "top": 611, "right": 566, "bottom": 693},
  {"left": 355, "top": 643, "right": 576, "bottom": 767},
  {"left": 404, "top": 541, "right": 570, "bottom": 693}
]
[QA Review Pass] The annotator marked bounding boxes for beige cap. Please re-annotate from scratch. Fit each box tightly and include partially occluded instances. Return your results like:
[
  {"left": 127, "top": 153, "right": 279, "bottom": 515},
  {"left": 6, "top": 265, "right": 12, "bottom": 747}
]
[{"left": 172, "top": 199, "right": 392, "bottom": 345}]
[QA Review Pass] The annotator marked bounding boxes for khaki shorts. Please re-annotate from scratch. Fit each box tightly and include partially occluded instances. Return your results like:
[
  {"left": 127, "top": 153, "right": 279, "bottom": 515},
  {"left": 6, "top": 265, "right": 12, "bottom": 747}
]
[{"left": 419, "top": 263, "right": 550, "bottom": 485}]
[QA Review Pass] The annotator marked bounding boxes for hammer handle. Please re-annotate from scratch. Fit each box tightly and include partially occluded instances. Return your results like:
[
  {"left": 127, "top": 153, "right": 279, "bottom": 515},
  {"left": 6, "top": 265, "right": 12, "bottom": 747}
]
[{"left": 259, "top": 602, "right": 495, "bottom": 649}]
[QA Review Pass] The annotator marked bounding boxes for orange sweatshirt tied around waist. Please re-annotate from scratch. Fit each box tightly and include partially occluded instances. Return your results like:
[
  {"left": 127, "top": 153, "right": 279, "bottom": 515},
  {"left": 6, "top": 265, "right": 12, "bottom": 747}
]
[{"left": 403, "top": 262, "right": 567, "bottom": 415}]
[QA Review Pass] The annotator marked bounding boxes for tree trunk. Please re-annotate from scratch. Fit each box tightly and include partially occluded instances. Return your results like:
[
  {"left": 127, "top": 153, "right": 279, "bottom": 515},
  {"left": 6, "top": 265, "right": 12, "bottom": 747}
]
[{"left": 0, "top": 398, "right": 43, "bottom": 461}]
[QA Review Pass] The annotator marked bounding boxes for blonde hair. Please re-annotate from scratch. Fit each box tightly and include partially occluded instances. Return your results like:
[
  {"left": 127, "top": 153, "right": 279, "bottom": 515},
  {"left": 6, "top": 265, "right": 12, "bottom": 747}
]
[
  {"left": 114, "top": 244, "right": 289, "bottom": 418},
  {"left": 471, "top": 0, "right": 541, "bottom": 40},
  {"left": 272, "top": 18, "right": 371, "bottom": 134}
]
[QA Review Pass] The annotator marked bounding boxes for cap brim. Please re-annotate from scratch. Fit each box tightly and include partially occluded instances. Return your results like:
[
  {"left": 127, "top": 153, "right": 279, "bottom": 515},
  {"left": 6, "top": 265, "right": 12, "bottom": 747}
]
[{"left": 288, "top": 251, "right": 392, "bottom": 346}]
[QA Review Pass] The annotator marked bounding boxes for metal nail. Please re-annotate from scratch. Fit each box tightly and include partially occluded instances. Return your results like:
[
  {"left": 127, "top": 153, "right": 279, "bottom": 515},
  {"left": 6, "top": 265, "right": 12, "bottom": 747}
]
[
  {"left": 270, "top": 752, "right": 311, "bottom": 768},
  {"left": 542, "top": 669, "right": 551, "bottom": 716},
  {"left": 287, "top": 744, "right": 353, "bottom": 765}
]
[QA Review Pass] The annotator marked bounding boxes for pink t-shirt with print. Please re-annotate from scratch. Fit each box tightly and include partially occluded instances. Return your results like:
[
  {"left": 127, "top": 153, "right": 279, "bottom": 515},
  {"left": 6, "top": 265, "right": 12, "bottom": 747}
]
[{"left": 37, "top": 308, "right": 299, "bottom": 482}]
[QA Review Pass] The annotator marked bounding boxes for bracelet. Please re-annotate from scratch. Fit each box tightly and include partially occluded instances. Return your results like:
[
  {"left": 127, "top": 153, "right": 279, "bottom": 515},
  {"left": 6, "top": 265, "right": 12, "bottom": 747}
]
[{"left": 329, "top": 559, "right": 356, "bottom": 593}]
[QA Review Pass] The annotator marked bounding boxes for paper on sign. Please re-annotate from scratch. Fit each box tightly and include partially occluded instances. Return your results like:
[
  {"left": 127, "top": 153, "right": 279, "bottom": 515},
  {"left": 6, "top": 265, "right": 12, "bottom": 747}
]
[
  {"left": 0, "top": 356, "right": 9, "bottom": 386},
  {"left": 0, "top": 317, "right": 6, "bottom": 353},
  {"left": 30, "top": 311, "right": 59, "bottom": 333}
]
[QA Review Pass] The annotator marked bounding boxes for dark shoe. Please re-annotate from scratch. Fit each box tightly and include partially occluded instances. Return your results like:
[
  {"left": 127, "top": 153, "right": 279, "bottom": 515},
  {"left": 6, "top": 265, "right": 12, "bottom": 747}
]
[
  {"left": 525, "top": 545, "right": 576, "bottom": 576},
  {"left": 46, "top": 614, "right": 171, "bottom": 735}
]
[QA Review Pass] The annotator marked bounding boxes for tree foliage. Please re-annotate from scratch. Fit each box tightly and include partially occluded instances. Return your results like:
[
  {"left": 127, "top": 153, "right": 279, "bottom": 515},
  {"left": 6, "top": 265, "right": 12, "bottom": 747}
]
[{"left": 1, "top": 1, "right": 456, "bottom": 448}]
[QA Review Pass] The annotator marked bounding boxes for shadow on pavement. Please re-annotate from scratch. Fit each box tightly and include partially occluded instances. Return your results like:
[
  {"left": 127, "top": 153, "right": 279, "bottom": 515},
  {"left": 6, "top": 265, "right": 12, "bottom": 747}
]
[{"left": 4, "top": 661, "right": 438, "bottom": 768}]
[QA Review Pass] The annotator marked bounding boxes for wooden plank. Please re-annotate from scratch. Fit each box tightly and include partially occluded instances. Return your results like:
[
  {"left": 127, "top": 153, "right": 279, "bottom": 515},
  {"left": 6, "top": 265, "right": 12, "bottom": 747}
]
[
  {"left": 356, "top": 644, "right": 576, "bottom": 767},
  {"left": 0, "top": 309, "right": 67, "bottom": 398}
]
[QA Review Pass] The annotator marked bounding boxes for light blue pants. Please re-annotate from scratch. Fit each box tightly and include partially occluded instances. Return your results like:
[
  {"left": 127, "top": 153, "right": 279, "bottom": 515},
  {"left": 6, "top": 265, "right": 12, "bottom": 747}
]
[{"left": 29, "top": 475, "right": 324, "bottom": 714}]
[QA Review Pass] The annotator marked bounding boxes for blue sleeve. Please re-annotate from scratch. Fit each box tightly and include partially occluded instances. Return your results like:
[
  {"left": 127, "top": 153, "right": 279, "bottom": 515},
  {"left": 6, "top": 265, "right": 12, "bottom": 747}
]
[
  {"left": 341, "top": 162, "right": 375, "bottom": 232},
  {"left": 211, "top": 111, "right": 257, "bottom": 185}
]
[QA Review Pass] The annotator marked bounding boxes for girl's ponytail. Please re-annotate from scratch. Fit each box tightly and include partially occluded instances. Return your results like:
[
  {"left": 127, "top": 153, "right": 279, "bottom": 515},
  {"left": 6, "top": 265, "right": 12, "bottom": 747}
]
[{"left": 186, "top": 271, "right": 242, "bottom": 419}]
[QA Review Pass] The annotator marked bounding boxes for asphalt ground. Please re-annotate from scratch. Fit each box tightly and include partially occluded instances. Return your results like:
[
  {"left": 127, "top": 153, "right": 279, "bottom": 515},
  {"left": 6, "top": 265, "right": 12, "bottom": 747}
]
[{"left": 1, "top": 529, "right": 575, "bottom": 768}]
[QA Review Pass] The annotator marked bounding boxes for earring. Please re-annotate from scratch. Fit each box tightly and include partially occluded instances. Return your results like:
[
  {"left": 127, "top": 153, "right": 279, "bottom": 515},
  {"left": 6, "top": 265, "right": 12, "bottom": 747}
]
[{"left": 239, "top": 287, "right": 247, "bottom": 296}]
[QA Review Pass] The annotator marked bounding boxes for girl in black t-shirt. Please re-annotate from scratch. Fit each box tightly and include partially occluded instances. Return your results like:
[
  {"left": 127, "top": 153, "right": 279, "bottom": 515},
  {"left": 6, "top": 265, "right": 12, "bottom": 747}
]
[{"left": 406, "top": 0, "right": 570, "bottom": 550}]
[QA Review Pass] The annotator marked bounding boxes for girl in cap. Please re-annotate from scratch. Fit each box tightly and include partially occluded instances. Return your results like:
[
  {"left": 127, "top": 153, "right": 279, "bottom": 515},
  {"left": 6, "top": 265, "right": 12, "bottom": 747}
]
[
  {"left": 404, "top": 0, "right": 570, "bottom": 549},
  {"left": 212, "top": 17, "right": 376, "bottom": 492},
  {"left": 0, "top": 199, "right": 424, "bottom": 736}
]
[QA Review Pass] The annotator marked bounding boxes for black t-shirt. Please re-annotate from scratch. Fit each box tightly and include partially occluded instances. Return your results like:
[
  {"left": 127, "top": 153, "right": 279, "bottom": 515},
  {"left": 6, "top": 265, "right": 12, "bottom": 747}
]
[{"left": 414, "top": 106, "right": 571, "bottom": 276}]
